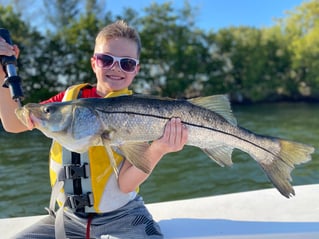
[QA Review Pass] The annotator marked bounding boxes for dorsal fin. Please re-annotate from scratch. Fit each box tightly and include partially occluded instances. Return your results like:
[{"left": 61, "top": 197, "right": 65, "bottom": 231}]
[{"left": 188, "top": 95, "right": 237, "bottom": 126}]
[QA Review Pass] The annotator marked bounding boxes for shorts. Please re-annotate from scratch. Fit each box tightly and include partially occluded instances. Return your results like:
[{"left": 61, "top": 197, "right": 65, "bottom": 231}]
[{"left": 14, "top": 195, "right": 163, "bottom": 239}]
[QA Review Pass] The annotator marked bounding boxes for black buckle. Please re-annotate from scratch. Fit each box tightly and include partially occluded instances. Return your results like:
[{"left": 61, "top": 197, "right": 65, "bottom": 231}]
[
  {"left": 66, "top": 193, "right": 93, "bottom": 210},
  {"left": 64, "top": 163, "right": 89, "bottom": 179}
]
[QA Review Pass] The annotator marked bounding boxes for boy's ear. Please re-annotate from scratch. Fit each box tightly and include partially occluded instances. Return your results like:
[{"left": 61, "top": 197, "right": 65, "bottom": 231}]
[
  {"left": 91, "top": 57, "right": 97, "bottom": 73},
  {"left": 135, "top": 64, "right": 141, "bottom": 74}
]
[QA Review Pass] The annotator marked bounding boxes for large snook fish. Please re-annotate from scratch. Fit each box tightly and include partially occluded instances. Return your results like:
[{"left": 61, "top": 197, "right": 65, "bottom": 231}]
[{"left": 15, "top": 94, "right": 314, "bottom": 198}]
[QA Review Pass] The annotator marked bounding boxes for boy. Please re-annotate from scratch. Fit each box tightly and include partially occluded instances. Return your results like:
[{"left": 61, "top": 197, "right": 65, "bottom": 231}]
[{"left": 0, "top": 20, "right": 188, "bottom": 239}]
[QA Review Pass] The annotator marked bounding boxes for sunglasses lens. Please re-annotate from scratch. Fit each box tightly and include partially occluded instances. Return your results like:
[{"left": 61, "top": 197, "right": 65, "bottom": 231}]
[
  {"left": 96, "top": 54, "right": 114, "bottom": 68},
  {"left": 95, "top": 54, "right": 138, "bottom": 72},
  {"left": 120, "top": 59, "right": 137, "bottom": 72}
]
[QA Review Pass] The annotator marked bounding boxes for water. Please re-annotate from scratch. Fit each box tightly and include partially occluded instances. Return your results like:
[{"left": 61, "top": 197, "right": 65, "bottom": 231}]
[{"left": 0, "top": 103, "right": 318, "bottom": 218}]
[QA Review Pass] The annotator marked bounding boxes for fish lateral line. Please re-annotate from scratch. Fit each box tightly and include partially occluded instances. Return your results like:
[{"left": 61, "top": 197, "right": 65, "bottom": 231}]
[{"left": 95, "top": 109, "right": 280, "bottom": 160}]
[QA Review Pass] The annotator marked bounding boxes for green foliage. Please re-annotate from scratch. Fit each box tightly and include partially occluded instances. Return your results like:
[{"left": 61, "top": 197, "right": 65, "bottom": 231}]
[
  {"left": 139, "top": 2, "right": 208, "bottom": 97},
  {"left": 1, "top": 0, "right": 319, "bottom": 103},
  {"left": 210, "top": 26, "right": 294, "bottom": 102},
  {"left": 280, "top": 0, "right": 319, "bottom": 98}
]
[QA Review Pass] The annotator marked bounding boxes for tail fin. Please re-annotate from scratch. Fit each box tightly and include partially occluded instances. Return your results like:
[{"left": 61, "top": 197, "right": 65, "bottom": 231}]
[{"left": 258, "top": 139, "right": 314, "bottom": 198}]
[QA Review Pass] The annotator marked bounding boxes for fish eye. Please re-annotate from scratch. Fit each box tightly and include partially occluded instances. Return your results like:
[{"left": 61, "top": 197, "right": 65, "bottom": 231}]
[{"left": 43, "top": 106, "right": 52, "bottom": 114}]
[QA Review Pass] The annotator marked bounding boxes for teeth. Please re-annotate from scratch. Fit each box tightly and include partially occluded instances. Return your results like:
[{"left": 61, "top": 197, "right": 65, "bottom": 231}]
[{"left": 108, "top": 75, "right": 122, "bottom": 80}]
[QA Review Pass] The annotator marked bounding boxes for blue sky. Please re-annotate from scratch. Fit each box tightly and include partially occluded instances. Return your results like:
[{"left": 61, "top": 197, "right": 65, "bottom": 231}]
[
  {"left": 0, "top": 0, "right": 308, "bottom": 32},
  {"left": 108, "top": 0, "right": 307, "bottom": 31}
]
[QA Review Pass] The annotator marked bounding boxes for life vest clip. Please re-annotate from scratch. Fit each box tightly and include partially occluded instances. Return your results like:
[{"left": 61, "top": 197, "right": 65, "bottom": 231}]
[
  {"left": 66, "top": 192, "right": 94, "bottom": 211},
  {"left": 64, "top": 163, "right": 90, "bottom": 179}
]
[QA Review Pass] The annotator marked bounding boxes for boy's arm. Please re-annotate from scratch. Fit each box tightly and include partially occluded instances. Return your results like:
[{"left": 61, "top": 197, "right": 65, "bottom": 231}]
[
  {"left": 0, "top": 68, "right": 28, "bottom": 132},
  {"left": 0, "top": 41, "right": 28, "bottom": 133},
  {"left": 118, "top": 118, "right": 188, "bottom": 193}
]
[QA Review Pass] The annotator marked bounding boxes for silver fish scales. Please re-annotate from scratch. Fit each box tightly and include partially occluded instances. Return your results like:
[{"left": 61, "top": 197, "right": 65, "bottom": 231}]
[{"left": 16, "top": 94, "right": 315, "bottom": 198}]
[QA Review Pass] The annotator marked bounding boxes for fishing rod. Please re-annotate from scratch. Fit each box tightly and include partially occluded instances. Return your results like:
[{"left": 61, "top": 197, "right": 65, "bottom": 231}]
[{"left": 0, "top": 28, "right": 24, "bottom": 107}]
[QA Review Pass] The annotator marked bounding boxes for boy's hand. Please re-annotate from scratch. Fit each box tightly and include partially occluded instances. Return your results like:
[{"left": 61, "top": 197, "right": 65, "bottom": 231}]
[
  {"left": 152, "top": 118, "right": 188, "bottom": 155},
  {"left": 0, "top": 37, "right": 20, "bottom": 77},
  {"left": 0, "top": 37, "right": 19, "bottom": 58}
]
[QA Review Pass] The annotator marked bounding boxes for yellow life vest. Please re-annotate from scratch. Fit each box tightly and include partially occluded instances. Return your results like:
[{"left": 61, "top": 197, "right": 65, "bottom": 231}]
[{"left": 49, "top": 83, "right": 136, "bottom": 213}]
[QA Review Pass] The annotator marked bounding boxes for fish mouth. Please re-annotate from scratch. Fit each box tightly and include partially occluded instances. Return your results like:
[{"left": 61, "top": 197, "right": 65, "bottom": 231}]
[{"left": 15, "top": 108, "right": 35, "bottom": 130}]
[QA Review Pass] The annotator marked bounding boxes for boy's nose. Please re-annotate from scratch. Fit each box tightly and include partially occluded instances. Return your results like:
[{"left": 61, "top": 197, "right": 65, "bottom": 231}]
[{"left": 110, "top": 60, "right": 121, "bottom": 71}]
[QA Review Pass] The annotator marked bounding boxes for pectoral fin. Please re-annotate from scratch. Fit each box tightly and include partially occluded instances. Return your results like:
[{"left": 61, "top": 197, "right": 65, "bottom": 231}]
[
  {"left": 202, "top": 145, "right": 234, "bottom": 167},
  {"left": 119, "top": 142, "right": 152, "bottom": 174},
  {"left": 102, "top": 138, "right": 120, "bottom": 177}
]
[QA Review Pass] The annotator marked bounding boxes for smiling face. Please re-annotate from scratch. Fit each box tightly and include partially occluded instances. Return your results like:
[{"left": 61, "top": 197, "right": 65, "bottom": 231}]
[{"left": 91, "top": 37, "right": 140, "bottom": 97}]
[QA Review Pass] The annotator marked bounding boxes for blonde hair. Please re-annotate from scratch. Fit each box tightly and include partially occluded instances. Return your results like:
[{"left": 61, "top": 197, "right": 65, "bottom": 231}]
[{"left": 95, "top": 20, "right": 142, "bottom": 57}]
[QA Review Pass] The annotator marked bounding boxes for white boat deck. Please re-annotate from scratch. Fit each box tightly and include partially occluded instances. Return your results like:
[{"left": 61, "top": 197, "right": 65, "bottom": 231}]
[{"left": 1, "top": 184, "right": 318, "bottom": 239}]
